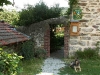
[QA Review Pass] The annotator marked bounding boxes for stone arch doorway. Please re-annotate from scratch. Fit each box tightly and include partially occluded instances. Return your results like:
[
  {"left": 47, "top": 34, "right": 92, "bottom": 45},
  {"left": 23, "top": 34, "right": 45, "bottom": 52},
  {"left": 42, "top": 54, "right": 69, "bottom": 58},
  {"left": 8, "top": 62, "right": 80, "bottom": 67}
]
[
  {"left": 18, "top": 16, "right": 69, "bottom": 58},
  {"left": 44, "top": 23, "right": 69, "bottom": 58}
]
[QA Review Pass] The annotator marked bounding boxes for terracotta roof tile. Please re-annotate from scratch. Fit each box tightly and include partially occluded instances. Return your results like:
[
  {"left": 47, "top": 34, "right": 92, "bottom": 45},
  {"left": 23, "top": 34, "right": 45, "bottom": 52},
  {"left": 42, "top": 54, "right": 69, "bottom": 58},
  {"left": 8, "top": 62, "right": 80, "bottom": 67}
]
[{"left": 0, "top": 22, "right": 30, "bottom": 45}]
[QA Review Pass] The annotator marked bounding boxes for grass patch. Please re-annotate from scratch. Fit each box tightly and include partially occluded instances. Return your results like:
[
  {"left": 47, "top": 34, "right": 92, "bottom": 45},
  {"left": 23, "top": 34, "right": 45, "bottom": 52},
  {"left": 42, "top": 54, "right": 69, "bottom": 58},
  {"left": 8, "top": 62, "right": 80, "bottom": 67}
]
[
  {"left": 59, "top": 59, "right": 100, "bottom": 75},
  {"left": 18, "top": 58, "right": 44, "bottom": 75}
]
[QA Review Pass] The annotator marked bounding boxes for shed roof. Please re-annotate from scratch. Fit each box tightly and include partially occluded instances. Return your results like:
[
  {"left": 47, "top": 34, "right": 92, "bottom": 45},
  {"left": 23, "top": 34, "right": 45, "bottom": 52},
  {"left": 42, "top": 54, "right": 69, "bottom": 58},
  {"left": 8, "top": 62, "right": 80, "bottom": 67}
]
[{"left": 0, "top": 22, "right": 30, "bottom": 45}]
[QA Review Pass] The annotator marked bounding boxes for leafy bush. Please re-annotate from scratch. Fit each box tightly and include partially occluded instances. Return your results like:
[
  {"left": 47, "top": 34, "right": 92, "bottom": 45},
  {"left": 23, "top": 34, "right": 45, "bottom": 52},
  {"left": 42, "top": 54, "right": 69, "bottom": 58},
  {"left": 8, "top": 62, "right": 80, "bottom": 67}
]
[
  {"left": 95, "top": 41, "right": 100, "bottom": 53},
  {"left": 19, "top": 40, "right": 34, "bottom": 60},
  {"left": 35, "top": 48, "right": 47, "bottom": 58},
  {"left": 18, "top": 2, "right": 62, "bottom": 26},
  {"left": 18, "top": 40, "right": 47, "bottom": 59},
  {"left": 75, "top": 48, "right": 99, "bottom": 59},
  {"left": 0, "top": 48, "right": 23, "bottom": 75}
]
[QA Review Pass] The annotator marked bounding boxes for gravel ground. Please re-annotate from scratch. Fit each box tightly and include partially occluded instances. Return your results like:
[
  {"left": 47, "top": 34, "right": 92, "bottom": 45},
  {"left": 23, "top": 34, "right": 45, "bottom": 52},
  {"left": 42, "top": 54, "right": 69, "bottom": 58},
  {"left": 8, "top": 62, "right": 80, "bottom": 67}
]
[{"left": 41, "top": 57, "right": 66, "bottom": 75}]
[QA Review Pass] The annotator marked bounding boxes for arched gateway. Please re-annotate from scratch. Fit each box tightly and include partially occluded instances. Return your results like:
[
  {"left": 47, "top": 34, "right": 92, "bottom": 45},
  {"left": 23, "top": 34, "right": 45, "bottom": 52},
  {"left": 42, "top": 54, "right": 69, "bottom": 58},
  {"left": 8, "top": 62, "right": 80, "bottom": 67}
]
[{"left": 18, "top": 16, "right": 69, "bottom": 58}]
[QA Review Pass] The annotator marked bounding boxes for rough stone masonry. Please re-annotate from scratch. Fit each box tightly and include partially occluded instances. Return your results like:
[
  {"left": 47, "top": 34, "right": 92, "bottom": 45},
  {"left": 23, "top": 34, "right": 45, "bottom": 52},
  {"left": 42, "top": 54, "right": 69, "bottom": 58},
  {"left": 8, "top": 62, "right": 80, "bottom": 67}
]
[{"left": 69, "top": 0, "right": 100, "bottom": 56}]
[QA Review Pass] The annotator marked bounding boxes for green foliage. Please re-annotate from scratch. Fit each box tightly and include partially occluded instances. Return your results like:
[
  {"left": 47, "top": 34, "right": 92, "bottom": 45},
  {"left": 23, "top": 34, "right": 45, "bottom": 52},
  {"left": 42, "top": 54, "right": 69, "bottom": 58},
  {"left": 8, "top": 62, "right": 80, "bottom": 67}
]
[
  {"left": 55, "top": 31, "right": 64, "bottom": 37},
  {"left": 0, "top": 0, "right": 12, "bottom": 11},
  {"left": 75, "top": 41, "right": 100, "bottom": 59},
  {"left": 17, "top": 2, "right": 62, "bottom": 26},
  {"left": 0, "top": 0, "right": 11, "bottom": 6},
  {"left": 75, "top": 48, "right": 99, "bottom": 59},
  {"left": 0, "top": 48, "right": 23, "bottom": 75},
  {"left": 50, "top": 36, "right": 64, "bottom": 53},
  {"left": 65, "top": 0, "right": 78, "bottom": 17},
  {"left": 18, "top": 40, "right": 47, "bottom": 59},
  {"left": 19, "top": 40, "right": 34, "bottom": 60},
  {"left": 18, "top": 58, "right": 44, "bottom": 75},
  {"left": 95, "top": 41, "right": 100, "bottom": 52},
  {"left": 48, "top": 4, "right": 62, "bottom": 18},
  {"left": 60, "top": 59, "right": 100, "bottom": 75},
  {"left": 18, "top": 5, "right": 34, "bottom": 26},
  {"left": 55, "top": 24, "right": 64, "bottom": 37},
  {"left": 0, "top": 9, "right": 19, "bottom": 26},
  {"left": 33, "top": 2, "right": 49, "bottom": 22},
  {"left": 35, "top": 48, "right": 47, "bottom": 58}
]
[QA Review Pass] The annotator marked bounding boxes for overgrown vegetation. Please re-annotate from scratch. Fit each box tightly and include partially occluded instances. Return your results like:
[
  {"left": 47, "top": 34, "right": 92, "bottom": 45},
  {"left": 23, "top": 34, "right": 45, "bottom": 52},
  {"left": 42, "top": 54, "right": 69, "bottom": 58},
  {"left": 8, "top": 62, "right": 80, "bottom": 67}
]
[
  {"left": 18, "top": 58, "right": 43, "bottom": 75},
  {"left": 17, "top": 2, "right": 62, "bottom": 26},
  {"left": 66, "top": 0, "right": 78, "bottom": 16},
  {"left": 59, "top": 41, "right": 100, "bottom": 75},
  {"left": 18, "top": 40, "right": 34, "bottom": 60},
  {"left": 16, "top": 40, "right": 46, "bottom": 75},
  {"left": 59, "top": 59, "right": 100, "bottom": 75},
  {"left": 0, "top": 48, "right": 23, "bottom": 75},
  {"left": 35, "top": 47, "right": 47, "bottom": 58},
  {"left": 0, "top": 40, "right": 46, "bottom": 75},
  {"left": 75, "top": 48, "right": 99, "bottom": 59},
  {"left": 18, "top": 40, "right": 47, "bottom": 60},
  {"left": 75, "top": 41, "right": 100, "bottom": 59},
  {"left": 0, "top": 0, "right": 12, "bottom": 11},
  {"left": 0, "top": 0, "right": 11, "bottom": 6},
  {"left": 0, "top": 9, "right": 19, "bottom": 26}
]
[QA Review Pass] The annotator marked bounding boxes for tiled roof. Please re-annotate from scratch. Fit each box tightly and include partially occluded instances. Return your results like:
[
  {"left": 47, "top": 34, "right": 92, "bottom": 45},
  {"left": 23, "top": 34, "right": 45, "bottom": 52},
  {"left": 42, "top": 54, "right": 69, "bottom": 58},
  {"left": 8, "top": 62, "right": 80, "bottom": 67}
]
[{"left": 0, "top": 22, "right": 30, "bottom": 45}]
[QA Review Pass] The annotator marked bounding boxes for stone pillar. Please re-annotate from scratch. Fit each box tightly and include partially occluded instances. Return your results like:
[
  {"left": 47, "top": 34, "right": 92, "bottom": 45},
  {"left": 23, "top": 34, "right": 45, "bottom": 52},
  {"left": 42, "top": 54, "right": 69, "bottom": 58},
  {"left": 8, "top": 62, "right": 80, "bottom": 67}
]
[
  {"left": 44, "top": 28, "right": 50, "bottom": 57},
  {"left": 64, "top": 25, "right": 69, "bottom": 58}
]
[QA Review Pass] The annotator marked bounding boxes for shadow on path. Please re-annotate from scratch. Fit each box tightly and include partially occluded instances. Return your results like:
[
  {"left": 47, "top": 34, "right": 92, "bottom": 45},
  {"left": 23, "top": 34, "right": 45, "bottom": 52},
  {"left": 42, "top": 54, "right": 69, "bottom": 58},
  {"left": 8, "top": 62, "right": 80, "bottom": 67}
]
[{"left": 50, "top": 47, "right": 64, "bottom": 59}]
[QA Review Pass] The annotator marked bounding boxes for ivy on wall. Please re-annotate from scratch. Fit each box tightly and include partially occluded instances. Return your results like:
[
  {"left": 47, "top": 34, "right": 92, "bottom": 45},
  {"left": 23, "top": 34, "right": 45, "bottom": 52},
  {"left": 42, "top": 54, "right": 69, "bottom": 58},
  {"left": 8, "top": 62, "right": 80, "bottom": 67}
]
[{"left": 67, "top": 0, "right": 78, "bottom": 17}]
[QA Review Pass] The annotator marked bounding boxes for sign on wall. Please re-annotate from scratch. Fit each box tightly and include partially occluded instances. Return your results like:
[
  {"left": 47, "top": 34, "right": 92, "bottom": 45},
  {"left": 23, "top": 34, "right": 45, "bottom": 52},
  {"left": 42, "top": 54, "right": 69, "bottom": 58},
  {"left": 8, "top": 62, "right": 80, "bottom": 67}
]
[
  {"left": 70, "top": 22, "right": 80, "bottom": 36},
  {"left": 73, "top": 8, "right": 82, "bottom": 20}
]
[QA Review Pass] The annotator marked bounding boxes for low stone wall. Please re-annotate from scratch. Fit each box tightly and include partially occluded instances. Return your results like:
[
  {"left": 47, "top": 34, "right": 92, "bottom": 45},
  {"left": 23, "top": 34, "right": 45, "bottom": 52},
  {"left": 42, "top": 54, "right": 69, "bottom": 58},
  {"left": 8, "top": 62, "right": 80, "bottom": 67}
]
[{"left": 69, "top": 0, "right": 100, "bottom": 56}]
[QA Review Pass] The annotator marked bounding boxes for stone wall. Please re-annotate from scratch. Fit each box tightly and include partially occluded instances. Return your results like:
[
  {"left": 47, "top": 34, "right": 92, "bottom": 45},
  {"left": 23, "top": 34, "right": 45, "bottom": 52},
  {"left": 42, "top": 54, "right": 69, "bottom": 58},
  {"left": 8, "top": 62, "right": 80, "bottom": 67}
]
[
  {"left": 23, "top": 22, "right": 49, "bottom": 48},
  {"left": 17, "top": 16, "right": 67, "bottom": 48},
  {"left": 69, "top": 0, "right": 100, "bottom": 56}
]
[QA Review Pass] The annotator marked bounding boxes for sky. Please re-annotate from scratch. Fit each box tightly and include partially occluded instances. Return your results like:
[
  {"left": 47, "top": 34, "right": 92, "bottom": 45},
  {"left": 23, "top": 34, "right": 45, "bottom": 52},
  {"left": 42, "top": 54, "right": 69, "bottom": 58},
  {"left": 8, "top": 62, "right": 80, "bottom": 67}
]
[{"left": 6, "top": 0, "right": 69, "bottom": 10}]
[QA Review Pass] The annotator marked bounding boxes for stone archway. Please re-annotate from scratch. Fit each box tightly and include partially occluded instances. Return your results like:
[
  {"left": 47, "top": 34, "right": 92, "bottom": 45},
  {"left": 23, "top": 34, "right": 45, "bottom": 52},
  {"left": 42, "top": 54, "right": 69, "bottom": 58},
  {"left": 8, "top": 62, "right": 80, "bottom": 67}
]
[{"left": 17, "top": 16, "right": 69, "bottom": 58}]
